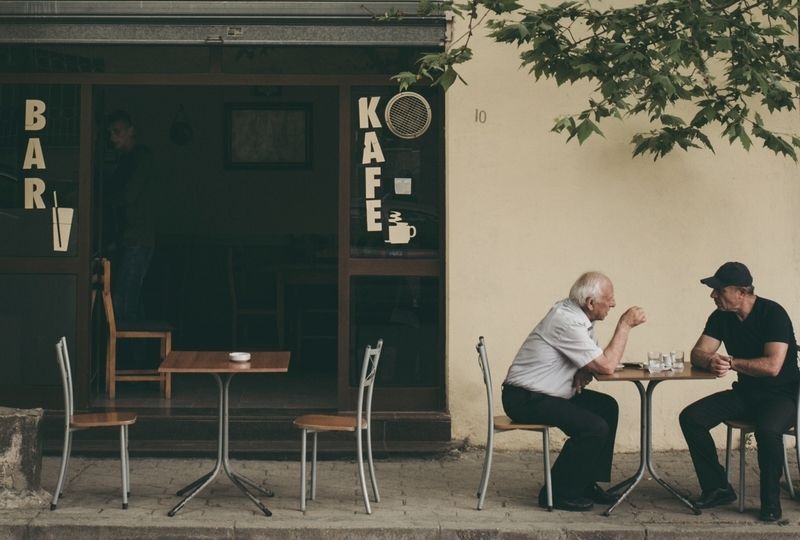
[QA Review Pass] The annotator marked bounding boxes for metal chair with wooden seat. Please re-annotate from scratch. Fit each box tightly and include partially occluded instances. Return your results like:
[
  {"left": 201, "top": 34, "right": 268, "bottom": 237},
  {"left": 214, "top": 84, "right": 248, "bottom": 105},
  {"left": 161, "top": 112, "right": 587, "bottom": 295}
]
[
  {"left": 98, "top": 258, "right": 172, "bottom": 399},
  {"left": 51, "top": 336, "right": 136, "bottom": 510},
  {"left": 475, "top": 336, "right": 554, "bottom": 511},
  {"left": 723, "top": 352, "right": 800, "bottom": 512},
  {"left": 293, "top": 339, "right": 383, "bottom": 514}
]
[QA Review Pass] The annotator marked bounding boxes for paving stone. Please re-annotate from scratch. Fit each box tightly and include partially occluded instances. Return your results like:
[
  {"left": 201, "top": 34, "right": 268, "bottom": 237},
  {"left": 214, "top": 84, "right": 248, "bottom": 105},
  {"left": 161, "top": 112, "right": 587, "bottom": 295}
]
[{"left": 0, "top": 449, "right": 796, "bottom": 539}]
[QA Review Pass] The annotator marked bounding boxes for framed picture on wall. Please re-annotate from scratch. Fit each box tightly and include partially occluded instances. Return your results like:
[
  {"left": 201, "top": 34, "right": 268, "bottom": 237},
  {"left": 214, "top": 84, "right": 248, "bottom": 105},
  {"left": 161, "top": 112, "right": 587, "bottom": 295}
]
[{"left": 224, "top": 103, "right": 312, "bottom": 169}]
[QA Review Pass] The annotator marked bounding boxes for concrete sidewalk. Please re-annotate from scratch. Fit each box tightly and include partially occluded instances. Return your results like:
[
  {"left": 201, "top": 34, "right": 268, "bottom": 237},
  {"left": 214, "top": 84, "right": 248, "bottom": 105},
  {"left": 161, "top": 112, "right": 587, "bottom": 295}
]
[{"left": 2, "top": 449, "right": 800, "bottom": 539}]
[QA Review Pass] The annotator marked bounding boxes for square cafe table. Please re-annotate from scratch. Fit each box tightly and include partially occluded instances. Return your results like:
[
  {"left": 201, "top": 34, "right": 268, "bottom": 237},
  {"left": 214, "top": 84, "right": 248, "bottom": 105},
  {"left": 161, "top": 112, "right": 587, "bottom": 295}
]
[
  {"left": 159, "top": 350, "right": 290, "bottom": 517},
  {"left": 595, "top": 364, "right": 717, "bottom": 516}
]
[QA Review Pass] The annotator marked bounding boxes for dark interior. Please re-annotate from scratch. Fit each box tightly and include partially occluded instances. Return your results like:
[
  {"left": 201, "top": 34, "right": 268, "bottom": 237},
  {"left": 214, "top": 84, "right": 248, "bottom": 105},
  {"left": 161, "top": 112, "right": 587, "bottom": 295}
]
[{"left": 92, "top": 84, "right": 339, "bottom": 409}]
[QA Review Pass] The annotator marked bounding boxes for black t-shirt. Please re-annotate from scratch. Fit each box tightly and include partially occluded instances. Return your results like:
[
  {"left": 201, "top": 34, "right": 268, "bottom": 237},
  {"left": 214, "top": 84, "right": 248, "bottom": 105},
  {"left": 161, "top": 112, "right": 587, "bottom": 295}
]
[{"left": 703, "top": 296, "right": 799, "bottom": 397}]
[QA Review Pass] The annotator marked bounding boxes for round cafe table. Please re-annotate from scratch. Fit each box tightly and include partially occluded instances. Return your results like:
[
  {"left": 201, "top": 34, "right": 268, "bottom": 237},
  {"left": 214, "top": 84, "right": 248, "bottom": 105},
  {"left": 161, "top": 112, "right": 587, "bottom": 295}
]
[{"left": 595, "top": 364, "right": 717, "bottom": 516}]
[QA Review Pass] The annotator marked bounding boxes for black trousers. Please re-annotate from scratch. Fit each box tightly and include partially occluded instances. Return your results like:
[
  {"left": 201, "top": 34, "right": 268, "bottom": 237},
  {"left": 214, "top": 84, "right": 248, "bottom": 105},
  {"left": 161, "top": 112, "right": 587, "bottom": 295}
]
[
  {"left": 679, "top": 388, "right": 795, "bottom": 508},
  {"left": 502, "top": 385, "right": 619, "bottom": 499}
]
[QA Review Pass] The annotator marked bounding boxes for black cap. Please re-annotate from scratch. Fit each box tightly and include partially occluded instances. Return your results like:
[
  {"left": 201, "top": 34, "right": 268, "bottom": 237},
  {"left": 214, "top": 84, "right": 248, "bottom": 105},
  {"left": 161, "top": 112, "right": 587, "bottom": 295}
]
[{"left": 700, "top": 262, "right": 753, "bottom": 289}]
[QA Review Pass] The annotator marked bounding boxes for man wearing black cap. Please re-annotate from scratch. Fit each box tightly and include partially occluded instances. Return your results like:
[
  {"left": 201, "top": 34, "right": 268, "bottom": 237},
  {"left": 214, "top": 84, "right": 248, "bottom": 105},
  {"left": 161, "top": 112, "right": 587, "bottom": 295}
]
[{"left": 679, "top": 262, "right": 799, "bottom": 522}]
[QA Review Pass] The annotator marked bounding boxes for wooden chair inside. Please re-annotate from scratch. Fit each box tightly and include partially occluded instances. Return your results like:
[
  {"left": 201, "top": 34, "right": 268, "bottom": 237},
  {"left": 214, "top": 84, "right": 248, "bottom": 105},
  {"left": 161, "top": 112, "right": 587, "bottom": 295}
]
[
  {"left": 52, "top": 336, "right": 137, "bottom": 510},
  {"left": 227, "top": 247, "right": 284, "bottom": 349},
  {"left": 97, "top": 257, "right": 172, "bottom": 399}
]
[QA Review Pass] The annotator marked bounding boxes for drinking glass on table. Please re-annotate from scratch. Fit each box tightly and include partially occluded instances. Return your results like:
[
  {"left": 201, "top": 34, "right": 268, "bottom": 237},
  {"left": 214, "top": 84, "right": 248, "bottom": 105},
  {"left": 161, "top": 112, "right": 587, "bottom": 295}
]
[
  {"left": 661, "top": 352, "right": 673, "bottom": 371},
  {"left": 671, "top": 350, "right": 685, "bottom": 371},
  {"left": 647, "top": 351, "right": 662, "bottom": 373}
]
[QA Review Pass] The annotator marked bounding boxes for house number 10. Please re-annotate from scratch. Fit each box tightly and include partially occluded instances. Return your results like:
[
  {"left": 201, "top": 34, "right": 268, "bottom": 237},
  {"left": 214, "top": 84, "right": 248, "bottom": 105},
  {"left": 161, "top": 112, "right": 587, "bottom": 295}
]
[{"left": 474, "top": 109, "right": 487, "bottom": 123}]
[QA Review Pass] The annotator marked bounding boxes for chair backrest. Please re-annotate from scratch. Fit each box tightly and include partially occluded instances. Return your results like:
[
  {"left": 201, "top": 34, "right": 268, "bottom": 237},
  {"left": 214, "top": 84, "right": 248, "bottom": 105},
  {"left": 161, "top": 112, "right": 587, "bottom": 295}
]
[
  {"left": 476, "top": 336, "right": 495, "bottom": 422},
  {"left": 99, "top": 257, "right": 117, "bottom": 333},
  {"left": 55, "top": 336, "right": 74, "bottom": 423},
  {"left": 227, "top": 247, "right": 280, "bottom": 309},
  {"left": 356, "top": 339, "right": 384, "bottom": 430}
]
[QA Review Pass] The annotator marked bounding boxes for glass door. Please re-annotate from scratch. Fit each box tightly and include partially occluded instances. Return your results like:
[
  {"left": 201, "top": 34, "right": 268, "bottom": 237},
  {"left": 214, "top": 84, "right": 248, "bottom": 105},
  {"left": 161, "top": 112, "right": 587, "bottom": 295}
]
[
  {"left": 341, "top": 85, "right": 445, "bottom": 411},
  {"left": 0, "top": 82, "right": 89, "bottom": 408}
]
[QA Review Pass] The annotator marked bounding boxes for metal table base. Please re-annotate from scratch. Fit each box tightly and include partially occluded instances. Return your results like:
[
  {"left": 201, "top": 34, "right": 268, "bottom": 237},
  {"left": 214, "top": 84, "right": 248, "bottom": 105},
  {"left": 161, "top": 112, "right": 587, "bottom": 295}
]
[
  {"left": 604, "top": 380, "right": 701, "bottom": 516},
  {"left": 168, "top": 374, "right": 274, "bottom": 517}
]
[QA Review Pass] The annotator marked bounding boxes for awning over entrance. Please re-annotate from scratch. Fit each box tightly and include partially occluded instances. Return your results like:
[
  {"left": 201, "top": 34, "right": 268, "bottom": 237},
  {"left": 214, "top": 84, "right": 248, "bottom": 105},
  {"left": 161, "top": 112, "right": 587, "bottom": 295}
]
[{"left": 0, "top": 1, "right": 447, "bottom": 46}]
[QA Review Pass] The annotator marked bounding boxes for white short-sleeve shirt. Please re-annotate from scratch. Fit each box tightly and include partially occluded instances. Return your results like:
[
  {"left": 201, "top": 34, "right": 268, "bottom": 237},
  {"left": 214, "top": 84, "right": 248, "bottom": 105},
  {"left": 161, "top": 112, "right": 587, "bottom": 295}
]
[{"left": 503, "top": 298, "right": 604, "bottom": 399}]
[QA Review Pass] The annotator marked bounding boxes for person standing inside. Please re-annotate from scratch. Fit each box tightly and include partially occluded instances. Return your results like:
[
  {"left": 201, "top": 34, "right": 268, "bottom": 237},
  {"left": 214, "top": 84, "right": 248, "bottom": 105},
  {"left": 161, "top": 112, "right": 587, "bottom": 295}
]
[
  {"left": 679, "top": 262, "right": 799, "bottom": 522},
  {"left": 106, "top": 110, "right": 157, "bottom": 322},
  {"left": 502, "top": 271, "right": 647, "bottom": 511}
]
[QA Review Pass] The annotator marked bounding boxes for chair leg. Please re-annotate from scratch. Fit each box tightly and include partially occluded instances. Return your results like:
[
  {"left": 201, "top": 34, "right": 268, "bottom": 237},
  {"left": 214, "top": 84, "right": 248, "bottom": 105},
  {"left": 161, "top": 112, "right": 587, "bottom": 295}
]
[
  {"left": 725, "top": 425, "right": 732, "bottom": 485},
  {"left": 106, "top": 338, "right": 116, "bottom": 399},
  {"left": 738, "top": 430, "right": 746, "bottom": 513},
  {"left": 366, "top": 423, "right": 380, "bottom": 503},
  {"left": 795, "top": 435, "right": 800, "bottom": 500},
  {"left": 161, "top": 334, "right": 172, "bottom": 400},
  {"left": 311, "top": 432, "right": 318, "bottom": 501},
  {"left": 476, "top": 429, "right": 493, "bottom": 510},
  {"left": 51, "top": 429, "right": 72, "bottom": 510},
  {"left": 782, "top": 435, "right": 795, "bottom": 498},
  {"left": 126, "top": 425, "right": 132, "bottom": 497},
  {"left": 120, "top": 425, "right": 129, "bottom": 509},
  {"left": 300, "top": 429, "right": 307, "bottom": 512},
  {"left": 356, "top": 428, "right": 372, "bottom": 514},
  {"left": 543, "top": 429, "right": 553, "bottom": 511}
]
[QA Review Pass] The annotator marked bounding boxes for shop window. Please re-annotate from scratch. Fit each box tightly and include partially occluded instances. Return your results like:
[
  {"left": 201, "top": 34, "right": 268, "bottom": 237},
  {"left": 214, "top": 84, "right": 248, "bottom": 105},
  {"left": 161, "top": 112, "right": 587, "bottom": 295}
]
[
  {"left": 350, "top": 86, "right": 441, "bottom": 258},
  {"left": 0, "top": 274, "right": 76, "bottom": 387},
  {"left": 350, "top": 276, "right": 441, "bottom": 388},
  {"left": 0, "top": 84, "right": 79, "bottom": 256}
]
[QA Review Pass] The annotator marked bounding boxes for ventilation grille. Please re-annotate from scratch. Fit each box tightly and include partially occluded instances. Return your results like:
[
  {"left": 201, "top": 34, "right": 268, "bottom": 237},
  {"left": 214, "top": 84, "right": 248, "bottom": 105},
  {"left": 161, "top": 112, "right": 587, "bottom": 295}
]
[{"left": 384, "top": 92, "right": 431, "bottom": 139}]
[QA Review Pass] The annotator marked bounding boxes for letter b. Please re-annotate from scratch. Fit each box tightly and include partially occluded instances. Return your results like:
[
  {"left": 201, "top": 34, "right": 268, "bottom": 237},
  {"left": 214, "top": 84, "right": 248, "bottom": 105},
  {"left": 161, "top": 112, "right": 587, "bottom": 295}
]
[{"left": 25, "top": 99, "right": 46, "bottom": 131}]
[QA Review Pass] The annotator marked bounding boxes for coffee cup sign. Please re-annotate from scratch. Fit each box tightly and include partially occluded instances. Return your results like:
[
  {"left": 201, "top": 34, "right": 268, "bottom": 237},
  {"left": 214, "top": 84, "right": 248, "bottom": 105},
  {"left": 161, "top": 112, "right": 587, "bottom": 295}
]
[{"left": 386, "top": 223, "right": 416, "bottom": 245}]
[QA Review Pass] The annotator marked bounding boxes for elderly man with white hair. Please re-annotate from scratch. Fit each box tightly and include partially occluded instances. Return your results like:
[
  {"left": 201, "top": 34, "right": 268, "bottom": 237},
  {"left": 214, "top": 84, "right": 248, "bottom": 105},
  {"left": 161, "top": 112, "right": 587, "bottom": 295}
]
[{"left": 502, "top": 272, "right": 646, "bottom": 512}]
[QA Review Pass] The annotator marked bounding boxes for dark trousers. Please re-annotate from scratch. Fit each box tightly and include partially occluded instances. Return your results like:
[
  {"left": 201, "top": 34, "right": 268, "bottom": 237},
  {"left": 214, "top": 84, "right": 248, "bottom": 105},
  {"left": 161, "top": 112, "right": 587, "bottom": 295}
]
[
  {"left": 679, "top": 388, "right": 795, "bottom": 508},
  {"left": 502, "top": 385, "right": 619, "bottom": 498},
  {"left": 112, "top": 243, "right": 154, "bottom": 322}
]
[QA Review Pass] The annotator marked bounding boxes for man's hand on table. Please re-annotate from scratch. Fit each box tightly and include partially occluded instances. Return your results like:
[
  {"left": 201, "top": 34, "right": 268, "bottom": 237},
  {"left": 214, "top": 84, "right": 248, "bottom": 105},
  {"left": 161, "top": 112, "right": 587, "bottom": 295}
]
[{"left": 707, "top": 353, "right": 732, "bottom": 377}]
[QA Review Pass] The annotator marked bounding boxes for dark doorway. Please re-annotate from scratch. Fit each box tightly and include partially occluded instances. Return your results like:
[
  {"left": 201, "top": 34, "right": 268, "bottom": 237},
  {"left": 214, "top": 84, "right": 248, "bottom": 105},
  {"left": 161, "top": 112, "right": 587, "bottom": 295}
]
[{"left": 91, "top": 84, "right": 339, "bottom": 410}]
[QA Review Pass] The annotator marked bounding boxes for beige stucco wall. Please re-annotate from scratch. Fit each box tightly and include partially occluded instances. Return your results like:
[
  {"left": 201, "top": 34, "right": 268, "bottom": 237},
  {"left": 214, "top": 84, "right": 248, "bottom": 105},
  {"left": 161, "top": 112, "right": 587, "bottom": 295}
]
[{"left": 445, "top": 13, "right": 800, "bottom": 452}]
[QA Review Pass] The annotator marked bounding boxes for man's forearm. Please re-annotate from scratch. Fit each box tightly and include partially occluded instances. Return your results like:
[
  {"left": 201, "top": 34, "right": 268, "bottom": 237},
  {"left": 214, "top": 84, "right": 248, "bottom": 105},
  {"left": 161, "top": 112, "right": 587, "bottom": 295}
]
[
  {"left": 602, "top": 323, "right": 631, "bottom": 367},
  {"left": 691, "top": 348, "right": 713, "bottom": 370},
  {"left": 730, "top": 356, "right": 783, "bottom": 377}
]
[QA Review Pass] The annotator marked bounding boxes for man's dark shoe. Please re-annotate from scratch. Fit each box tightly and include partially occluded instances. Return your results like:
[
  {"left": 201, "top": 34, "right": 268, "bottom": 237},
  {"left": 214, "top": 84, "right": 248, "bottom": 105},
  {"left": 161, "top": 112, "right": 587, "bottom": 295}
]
[
  {"left": 584, "top": 483, "right": 619, "bottom": 504},
  {"left": 694, "top": 484, "right": 737, "bottom": 509},
  {"left": 538, "top": 487, "right": 594, "bottom": 511},
  {"left": 759, "top": 506, "right": 782, "bottom": 522}
]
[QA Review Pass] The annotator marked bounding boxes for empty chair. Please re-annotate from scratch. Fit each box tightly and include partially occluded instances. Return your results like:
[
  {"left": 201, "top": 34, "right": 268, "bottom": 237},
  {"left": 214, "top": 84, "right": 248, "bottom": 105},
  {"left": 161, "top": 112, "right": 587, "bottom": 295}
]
[
  {"left": 227, "top": 247, "right": 284, "bottom": 349},
  {"left": 293, "top": 339, "right": 383, "bottom": 514},
  {"left": 724, "top": 359, "right": 800, "bottom": 512},
  {"left": 98, "top": 258, "right": 172, "bottom": 399},
  {"left": 475, "top": 336, "right": 553, "bottom": 511},
  {"left": 51, "top": 336, "right": 136, "bottom": 510}
]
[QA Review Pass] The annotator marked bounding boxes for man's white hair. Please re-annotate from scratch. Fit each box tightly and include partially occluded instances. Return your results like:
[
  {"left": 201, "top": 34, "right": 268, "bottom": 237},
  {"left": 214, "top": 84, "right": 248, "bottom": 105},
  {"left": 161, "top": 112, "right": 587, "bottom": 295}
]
[{"left": 569, "top": 271, "right": 610, "bottom": 307}]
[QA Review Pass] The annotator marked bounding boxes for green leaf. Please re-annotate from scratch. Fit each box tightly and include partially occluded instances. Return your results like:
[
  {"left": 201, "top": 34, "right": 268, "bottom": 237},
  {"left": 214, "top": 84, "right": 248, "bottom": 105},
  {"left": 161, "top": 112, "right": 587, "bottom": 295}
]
[
  {"left": 715, "top": 37, "right": 732, "bottom": 51},
  {"left": 575, "top": 119, "right": 602, "bottom": 144},
  {"left": 660, "top": 114, "right": 685, "bottom": 127},
  {"left": 436, "top": 67, "right": 459, "bottom": 91}
]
